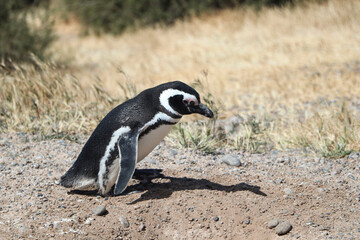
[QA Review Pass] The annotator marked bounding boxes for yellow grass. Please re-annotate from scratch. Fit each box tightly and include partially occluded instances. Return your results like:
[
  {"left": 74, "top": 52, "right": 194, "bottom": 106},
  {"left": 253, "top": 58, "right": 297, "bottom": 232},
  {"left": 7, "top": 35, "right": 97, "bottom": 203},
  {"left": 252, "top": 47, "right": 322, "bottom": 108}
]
[
  {"left": 53, "top": 0, "right": 359, "bottom": 107},
  {"left": 0, "top": 57, "right": 115, "bottom": 137},
  {"left": 1, "top": 0, "right": 359, "bottom": 156}
]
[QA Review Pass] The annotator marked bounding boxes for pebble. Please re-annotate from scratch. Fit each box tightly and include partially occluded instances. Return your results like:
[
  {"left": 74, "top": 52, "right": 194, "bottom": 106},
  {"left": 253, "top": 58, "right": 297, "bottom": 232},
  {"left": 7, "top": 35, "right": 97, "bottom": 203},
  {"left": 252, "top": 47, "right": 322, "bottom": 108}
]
[
  {"left": 139, "top": 223, "right": 146, "bottom": 231},
  {"left": 143, "top": 157, "right": 156, "bottom": 165},
  {"left": 319, "top": 226, "right": 330, "bottom": 231},
  {"left": 275, "top": 221, "right": 292, "bottom": 235},
  {"left": 214, "top": 217, "right": 219, "bottom": 221},
  {"left": 93, "top": 205, "right": 108, "bottom": 216},
  {"left": 119, "top": 215, "right": 130, "bottom": 228},
  {"left": 53, "top": 221, "right": 61, "bottom": 228},
  {"left": 331, "top": 169, "right": 341, "bottom": 175},
  {"left": 220, "top": 155, "right": 241, "bottom": 167},
  {"left": 284, "top": 188, "right": 293, "bottom": 195},
  {"left": 84, "top": 218, "right": 93, "bottom": 225},
  {"left": 349, "top": 152, "right": 360, "bottom": 159},
  {"left": 0, "top": 140, "right": 11, "bottom": 147},
  {"left": 168, "top": 149, "right": 178, "bottom": 158},
  {"left": 348, "top": 174, "right": 356, "bottom": 180},
  {"left": 268, "top": 219, "right": 279, "bottom": 229}
]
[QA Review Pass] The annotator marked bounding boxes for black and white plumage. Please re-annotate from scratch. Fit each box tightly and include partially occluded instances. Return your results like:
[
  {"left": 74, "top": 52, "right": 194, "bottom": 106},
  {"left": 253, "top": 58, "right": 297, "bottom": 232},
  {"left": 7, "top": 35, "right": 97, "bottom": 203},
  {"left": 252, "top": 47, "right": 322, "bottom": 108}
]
[{"left": 60, "top": 81, "right": 214, "bottom": 196}]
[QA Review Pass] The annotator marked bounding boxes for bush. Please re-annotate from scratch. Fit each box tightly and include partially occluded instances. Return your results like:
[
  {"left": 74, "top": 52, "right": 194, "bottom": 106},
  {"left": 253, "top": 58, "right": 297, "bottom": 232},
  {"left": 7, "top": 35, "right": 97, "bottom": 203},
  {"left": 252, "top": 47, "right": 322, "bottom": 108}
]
[
  {"left": 0, "top": 0, "right": 54, "bottom": 66},
  {"left": 64, "top": 0, "right": 319, "bottom": 35}
]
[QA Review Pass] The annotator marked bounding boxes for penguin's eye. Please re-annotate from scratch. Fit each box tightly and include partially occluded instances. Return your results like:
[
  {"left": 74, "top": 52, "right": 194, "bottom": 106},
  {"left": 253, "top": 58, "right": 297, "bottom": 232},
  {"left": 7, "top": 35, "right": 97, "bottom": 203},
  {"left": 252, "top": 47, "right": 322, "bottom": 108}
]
[{"left": 183, "top": 100, "right": 188, "bottom": 105}]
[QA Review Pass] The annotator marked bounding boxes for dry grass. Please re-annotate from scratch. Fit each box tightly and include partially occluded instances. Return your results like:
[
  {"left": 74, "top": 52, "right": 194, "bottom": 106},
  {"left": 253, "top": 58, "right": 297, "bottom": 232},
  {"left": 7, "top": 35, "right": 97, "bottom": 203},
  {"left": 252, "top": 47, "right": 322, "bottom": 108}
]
[
  {"left": 0, "top": 56, "right": 116, "bottom": 138},
  {"left": 1, "top": 0, "right": 359, "bottom": 156}
]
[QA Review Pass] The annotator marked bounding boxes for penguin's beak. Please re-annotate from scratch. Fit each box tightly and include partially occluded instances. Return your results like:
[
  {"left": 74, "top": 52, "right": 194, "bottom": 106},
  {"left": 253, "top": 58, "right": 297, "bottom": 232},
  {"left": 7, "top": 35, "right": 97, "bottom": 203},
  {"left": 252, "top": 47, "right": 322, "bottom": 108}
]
[{"left": 190, "top": 103, "right": 214, "bottom": 118}]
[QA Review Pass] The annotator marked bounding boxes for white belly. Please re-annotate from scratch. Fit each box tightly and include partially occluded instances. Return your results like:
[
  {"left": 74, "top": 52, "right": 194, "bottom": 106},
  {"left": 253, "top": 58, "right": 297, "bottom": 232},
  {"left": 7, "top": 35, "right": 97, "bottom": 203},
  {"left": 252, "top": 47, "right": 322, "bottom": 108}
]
[{"left": 137, "top": 124, "right": 174, "bottom": 162}]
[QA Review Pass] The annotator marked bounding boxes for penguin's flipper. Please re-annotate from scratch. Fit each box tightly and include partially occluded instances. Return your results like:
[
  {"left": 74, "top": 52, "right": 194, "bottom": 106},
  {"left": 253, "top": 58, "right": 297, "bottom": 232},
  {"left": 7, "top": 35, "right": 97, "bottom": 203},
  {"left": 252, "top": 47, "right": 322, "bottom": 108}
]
[{"left": 113, "top": 130, "right": 139, "bottom": 195}]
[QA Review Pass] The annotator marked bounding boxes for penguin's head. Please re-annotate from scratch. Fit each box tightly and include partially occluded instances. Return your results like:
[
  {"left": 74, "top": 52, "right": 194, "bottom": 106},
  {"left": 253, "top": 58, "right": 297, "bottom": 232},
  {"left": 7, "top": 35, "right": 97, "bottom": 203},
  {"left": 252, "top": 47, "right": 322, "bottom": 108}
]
[{"left": 159, "top": 81, "right": 214, "bottom": 118}]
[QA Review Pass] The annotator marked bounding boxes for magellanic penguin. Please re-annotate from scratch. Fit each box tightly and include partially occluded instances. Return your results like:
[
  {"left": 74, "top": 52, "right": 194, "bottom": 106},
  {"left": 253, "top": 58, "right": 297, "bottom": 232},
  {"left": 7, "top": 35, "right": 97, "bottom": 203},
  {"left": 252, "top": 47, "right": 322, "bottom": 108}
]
[{"left": 60, "top": 81, "right": 214, "bottom": 196}]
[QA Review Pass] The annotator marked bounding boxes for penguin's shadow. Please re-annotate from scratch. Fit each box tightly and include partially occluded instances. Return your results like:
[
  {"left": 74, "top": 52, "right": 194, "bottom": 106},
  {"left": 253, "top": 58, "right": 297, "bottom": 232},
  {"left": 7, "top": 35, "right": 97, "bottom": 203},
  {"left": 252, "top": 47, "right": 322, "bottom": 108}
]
[
  {"left": 68, "top": 169, "right": 267, "bottom": 202},
  {"left": 125, "top": 169, "right": 267, "bottom": 204}
]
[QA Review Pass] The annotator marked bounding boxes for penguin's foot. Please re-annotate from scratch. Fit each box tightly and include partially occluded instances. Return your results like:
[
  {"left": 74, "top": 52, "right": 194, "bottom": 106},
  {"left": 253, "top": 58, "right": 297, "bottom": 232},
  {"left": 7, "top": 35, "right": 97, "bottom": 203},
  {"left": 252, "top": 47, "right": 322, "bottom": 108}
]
[{"left": 132, "top": 169, "right": 164, "bottom": 183}]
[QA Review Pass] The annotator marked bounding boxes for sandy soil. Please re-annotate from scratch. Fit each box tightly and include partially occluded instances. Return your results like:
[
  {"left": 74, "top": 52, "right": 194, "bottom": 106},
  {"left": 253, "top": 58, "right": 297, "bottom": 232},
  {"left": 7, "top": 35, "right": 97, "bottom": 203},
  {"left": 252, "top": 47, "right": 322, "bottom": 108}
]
[{"left": 0, "top": 133, "right": 359, "bottom": 240}]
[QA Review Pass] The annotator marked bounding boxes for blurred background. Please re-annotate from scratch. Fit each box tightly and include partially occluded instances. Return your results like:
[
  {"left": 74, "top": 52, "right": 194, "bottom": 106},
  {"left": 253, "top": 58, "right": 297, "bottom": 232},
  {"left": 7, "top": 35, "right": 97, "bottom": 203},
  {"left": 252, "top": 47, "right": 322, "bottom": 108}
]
[{"left": 1, "top": 0, "right": 359, "bottom": 157}]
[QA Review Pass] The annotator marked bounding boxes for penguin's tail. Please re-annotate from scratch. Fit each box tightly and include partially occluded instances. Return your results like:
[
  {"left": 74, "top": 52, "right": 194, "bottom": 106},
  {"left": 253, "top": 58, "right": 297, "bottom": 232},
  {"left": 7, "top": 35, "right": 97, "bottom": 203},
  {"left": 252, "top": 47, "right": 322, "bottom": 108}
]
[
  {"left": 60, "top": 169, "right": 76, "bottom": 188},
  {"left": 60, "top": 165, "right": 97, "bottom": 190},
  {"left": 60, "top": 163, "right": 83, "bottom": 188}
]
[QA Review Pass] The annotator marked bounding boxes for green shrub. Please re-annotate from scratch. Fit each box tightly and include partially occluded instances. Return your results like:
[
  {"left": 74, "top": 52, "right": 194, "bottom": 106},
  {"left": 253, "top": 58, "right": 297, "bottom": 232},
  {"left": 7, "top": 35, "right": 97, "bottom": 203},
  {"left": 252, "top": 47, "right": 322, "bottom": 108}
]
[
  {"left": 63, "top": 0, "right": 319, "bottom": 35},
  {"left": 0, "top": 0, "right": 54, "bottom": 66}
]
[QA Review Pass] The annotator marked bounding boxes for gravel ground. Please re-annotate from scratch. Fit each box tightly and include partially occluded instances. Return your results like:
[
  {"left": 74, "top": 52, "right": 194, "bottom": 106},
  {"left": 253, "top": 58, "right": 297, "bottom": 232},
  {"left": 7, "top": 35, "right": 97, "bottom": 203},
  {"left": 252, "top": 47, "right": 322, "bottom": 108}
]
[{"left": 0, "top": 132, "right": 359, "bottom": 239}]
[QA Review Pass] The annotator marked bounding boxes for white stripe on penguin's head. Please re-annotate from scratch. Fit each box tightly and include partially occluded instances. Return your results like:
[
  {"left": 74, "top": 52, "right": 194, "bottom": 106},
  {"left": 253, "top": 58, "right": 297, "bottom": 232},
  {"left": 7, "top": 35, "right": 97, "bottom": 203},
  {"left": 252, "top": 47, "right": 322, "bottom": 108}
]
[{"left": 159, "top": 89, "right": 198, "bottom": 116}]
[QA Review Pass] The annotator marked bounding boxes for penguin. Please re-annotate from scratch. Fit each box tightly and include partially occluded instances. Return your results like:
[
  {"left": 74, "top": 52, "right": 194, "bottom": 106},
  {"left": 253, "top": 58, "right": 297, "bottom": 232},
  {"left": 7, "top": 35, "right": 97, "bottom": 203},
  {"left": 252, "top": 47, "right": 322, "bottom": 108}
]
[{"left": 60, "top": 81, "right": 214, "bottom": 196}]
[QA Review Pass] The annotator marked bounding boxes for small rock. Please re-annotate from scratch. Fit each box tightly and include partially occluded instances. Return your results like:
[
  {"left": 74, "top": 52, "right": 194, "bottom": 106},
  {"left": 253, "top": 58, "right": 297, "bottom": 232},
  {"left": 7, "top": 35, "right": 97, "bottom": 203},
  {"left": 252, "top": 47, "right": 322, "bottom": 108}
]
[
  {"left": 284, "top": 188, "right": 293, "bottom": 195},
  {"left": 278, "top": 179, "right": 286, "bottom": 184},
  {"left": 84, "top": 218, "right": 93, "bottom": 225},
  {"left": 319, "top": 226, "right": 330, "bottom": 231},
  {"left": 275, "top": 221, "right": 292, "bottom": 235},
  {"left": 68, "top": 212, "right": 76, "bottom": 217},
  {"left": 268, "top": 219, "right": 279, "bottom": 229},
  {"left": 119, "top": 215, "right": 130, "bottom": 228},
  {"left": 348, "top": 174, "right": 356, "bottom": 180},
  {"left": 272, "top": 150, "right": 279, "bottom": 155},
  {"left": 19, "top": 225, "right": 27, "bottom": 232},
  {"left": 168, "top": 149, "right": 178, "bottom": 158},
  {"left": 306, "top": 221, "right": 314, "bottom": 226},
  {"left": 139, "top": 223, "right": 146, "bottom": 231},
  {"left": 220, "top": 155, "right": 241, "bottom": 167},
  {"left": 214, "top": 217, "right": 219, "bottom": 221},
  {"left": 349, "top": 152, "right": 360, "bottom": 159},
  {"left": 93, "top": 205, "right": 108, "bottom": 216},
  {"left": 0, "top": 140, "right": 11, "bottom": 147},
  {"left": 142, "top": 157, "right": 156, "bottom": 165}
]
